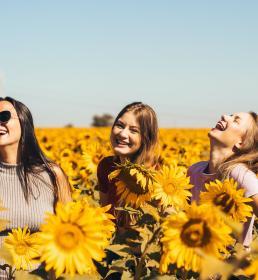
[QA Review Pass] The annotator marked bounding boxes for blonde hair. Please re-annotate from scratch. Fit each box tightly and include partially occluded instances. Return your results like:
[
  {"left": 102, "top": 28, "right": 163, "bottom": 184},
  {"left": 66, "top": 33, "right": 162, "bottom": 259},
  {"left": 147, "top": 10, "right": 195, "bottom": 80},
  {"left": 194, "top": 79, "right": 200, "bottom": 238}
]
[
  {"left": 218, "top": 111, "right": 258, "bottom": 178},
  {"left": 112, "top": 102, "right": 159, "bottom": 168}
]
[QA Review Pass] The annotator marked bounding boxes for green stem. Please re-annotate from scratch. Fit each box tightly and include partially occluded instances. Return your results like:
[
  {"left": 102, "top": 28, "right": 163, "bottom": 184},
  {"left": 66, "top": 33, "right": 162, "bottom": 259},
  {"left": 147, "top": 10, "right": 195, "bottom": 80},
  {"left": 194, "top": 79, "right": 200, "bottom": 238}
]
[
  {"left": 134, "top": 227, "right": 161, "bottom": 280},
  {"left": 182, "top": 269, "right": 188, "bottom": 280}
]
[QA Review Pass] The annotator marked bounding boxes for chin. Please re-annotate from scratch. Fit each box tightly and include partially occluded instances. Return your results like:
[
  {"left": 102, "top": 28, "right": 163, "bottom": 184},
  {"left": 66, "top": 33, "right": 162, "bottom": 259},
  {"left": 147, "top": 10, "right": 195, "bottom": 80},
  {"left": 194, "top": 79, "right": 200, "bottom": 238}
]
[
  {"left": 208, "top": 130, "right": 220, "bottom": 144},
  {"left": 208, "top": 128, "right": 221, "bottom": 138},
  {"left": 113, "top": 147, "right": 130, "bottom": 156},
  {"left": 0, "top": 141, "right": 8, "bottom": 146},
  {"left": 208, "top": 130, "right": 213, "bottom": 138}
]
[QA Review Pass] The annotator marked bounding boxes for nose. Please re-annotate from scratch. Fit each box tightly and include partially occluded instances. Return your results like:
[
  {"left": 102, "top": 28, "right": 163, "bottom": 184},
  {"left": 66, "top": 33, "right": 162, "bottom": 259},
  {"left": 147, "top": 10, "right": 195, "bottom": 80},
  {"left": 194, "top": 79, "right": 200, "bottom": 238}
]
[
  {"left": 221, "top": 114, "right": 230, "bottom": 121},
  {"left": 118, "top": 128, "right": 128, "bottom": 138}
]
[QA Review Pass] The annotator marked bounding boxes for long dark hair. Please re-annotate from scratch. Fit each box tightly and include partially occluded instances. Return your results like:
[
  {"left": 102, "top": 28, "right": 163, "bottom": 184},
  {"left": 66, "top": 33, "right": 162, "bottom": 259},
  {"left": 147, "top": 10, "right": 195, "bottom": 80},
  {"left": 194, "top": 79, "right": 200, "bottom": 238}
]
[
  {"left": 0, "top": 96, "right": 59, "bottom": 202},
  {"left": 112, "top": 102, "right": 159, "bottom": 168}
]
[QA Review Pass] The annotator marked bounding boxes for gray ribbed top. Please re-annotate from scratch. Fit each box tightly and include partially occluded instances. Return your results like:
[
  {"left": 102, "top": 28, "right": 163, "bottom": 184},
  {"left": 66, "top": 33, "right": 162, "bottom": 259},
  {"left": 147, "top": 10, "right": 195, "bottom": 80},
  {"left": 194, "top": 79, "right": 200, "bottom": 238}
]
[
  {"left": 0, "top": 162, "right": 55, "bottom": 277},
  {"left": 0, "top": 162, "right": 55, "bottom": 231}
]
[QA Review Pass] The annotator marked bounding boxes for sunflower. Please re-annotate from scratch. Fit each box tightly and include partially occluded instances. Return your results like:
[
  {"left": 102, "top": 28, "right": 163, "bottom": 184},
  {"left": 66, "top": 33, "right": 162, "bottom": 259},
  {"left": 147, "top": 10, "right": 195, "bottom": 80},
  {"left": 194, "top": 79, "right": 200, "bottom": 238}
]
[
  {"left": 200, "top": 178, "right": 253, "bottom": 222},
  {"left": 3, "top": 227, "right": 40, "bottom": 270},
  {"left": 38, "top": 201, "right": 115, "bottom": 277},
  {"left": 245, "top": 258, "right": 258, "bottom": 280},
  {"left": 160, "top": 203, "right": 234, "bottom": 273},
  {"left": 59, "top": 153, "right": 85, "bottom": 187},
  {"left": 71, "top": 185, "right": 83, "bottom": 200},
  {"left": 82, "top": 143, "right": 106, "bottom": 174},
  {"left": 244, "top": 240, "right": 258, "bottom": 280},
  {"left": 152, "top": 162, "right": 193, "bottom": 211},
  {"left": 0, "top": 200, "right": 8, "bottom": 230},
  {"left": 108, "top": 160, "right": 156, "bottom": 207}
]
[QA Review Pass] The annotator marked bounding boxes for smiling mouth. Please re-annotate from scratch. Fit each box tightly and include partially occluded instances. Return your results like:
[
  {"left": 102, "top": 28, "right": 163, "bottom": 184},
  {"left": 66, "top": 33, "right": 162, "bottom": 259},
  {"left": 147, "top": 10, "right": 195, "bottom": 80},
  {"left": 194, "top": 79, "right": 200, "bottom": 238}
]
[
  {"left": 0, "top": 131, "right": 7, "bottom": 136},
  {"left": 215, "top": 121, "right": 226, "bottom": 131},
  {"left": 115, "top": 139, "right": 131, "bottom": 147}
]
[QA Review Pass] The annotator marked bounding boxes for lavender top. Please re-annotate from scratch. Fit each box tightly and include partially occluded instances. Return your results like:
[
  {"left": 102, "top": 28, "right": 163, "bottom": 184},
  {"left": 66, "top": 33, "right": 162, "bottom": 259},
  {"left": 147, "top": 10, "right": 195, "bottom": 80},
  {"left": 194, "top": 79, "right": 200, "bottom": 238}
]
[{"left": 188, "top": 161, "right": 258, "bottom": 246}]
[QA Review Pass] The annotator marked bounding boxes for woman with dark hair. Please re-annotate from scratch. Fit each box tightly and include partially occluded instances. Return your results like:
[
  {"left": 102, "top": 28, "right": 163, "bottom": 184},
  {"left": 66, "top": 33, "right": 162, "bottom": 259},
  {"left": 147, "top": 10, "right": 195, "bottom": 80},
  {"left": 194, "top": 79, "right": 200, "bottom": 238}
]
[
  {"left": 97, "top": 102, "right": 159, "bottom": 225},
  {"left": 188, "top": 111, "right": 258, "bottom": 247},
  {"left": 0, "top": 97, "right": 71, "bottom": 276}
]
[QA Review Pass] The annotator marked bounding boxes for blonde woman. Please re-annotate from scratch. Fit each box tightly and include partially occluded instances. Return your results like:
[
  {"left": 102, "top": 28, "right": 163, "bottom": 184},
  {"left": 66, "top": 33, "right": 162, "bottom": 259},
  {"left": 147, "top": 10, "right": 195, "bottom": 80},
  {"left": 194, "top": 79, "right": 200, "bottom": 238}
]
[{"left": 188, "top": 111, "right": 258, "bottom": 246}]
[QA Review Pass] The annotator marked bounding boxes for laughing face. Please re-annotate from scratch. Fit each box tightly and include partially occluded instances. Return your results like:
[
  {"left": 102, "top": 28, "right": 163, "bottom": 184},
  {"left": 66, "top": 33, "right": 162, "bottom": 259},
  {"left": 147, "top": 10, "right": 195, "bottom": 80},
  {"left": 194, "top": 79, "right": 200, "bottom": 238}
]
[
  {"left": 110, "top": 111, "right": 142, "bottom": 161},
  {"left": 208, "top": 112, "right": 253, "bottom": 150},
  {"left": 0, "top": 101, "right": 21, "bottom": 148}
]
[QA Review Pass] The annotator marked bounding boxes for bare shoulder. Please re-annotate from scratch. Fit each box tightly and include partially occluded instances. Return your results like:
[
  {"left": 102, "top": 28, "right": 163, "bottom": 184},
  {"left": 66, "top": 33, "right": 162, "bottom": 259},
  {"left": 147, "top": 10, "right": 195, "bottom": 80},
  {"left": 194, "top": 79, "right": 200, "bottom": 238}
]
[
  {"left": 50, "top": 163, "right": 66, "bottom": 179},
  {"left": 49, "top": 163, "right": 72, "bottom": 203}
]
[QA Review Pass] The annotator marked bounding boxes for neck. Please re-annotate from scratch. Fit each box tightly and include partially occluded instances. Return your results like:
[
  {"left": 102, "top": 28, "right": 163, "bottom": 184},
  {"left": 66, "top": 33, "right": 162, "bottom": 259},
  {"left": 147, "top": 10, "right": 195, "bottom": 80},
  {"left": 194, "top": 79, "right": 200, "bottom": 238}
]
[
  {"left": 208, "top": 143, "right": 233, "bottom": 174},
  {"left": 0, "top": 145, "right": 20, "bottom": 164},
  {"left": 119, "top": 155, "right": 127, "bottom": 164}
]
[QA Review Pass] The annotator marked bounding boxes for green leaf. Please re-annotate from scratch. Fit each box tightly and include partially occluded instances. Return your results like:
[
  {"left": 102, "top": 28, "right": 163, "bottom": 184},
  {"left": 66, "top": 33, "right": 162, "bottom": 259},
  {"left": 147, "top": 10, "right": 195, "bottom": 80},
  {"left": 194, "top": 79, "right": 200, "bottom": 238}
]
[
  {"left": 141, "top": 203, "right": 160, "bottom": 222},
  {"left": 64, "top": 274, "right": 101, "bottom": 280},
  {"left": 137, "top": 226, "right": 153, "bottom": 253},
  {"left": 121, "top": 270, "right": 133, "bottom": 280},
  {"left": 106, "top": 244, "right": 130, "bottom": 258},
  {"left": 147, "top": 243, "right": 161, "bottom": 255},
  {"left": 109, "top": 259, "right": 128, "bottom": 273},
  {"left": 104, "top": 271, "right": 122, "bottom": 279},
  {"left": 154, "top": 275, "right": 177, "bottom": 280},
  {"left": 146, "top": 259, "right": 159, "bottom": 268},
  {"left": 115, "top": 207, "right": 142, "bottom": 215},
  {"left": 15, "top": 270, "right": 42, "bottom": 280}
]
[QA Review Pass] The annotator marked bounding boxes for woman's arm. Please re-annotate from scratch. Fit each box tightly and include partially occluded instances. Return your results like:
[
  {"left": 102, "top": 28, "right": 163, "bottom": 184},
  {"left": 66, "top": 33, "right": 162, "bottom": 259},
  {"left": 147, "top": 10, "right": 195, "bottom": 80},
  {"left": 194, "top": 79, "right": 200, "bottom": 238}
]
[
  {"left": 231, "top": 165, "right": 258, "bottom": 216},
  {"left": 52, "top": 165, "right": 72, "bottom": 204},
  {"left": 97, "top": 157, "right": 112, "bottom": 207}
]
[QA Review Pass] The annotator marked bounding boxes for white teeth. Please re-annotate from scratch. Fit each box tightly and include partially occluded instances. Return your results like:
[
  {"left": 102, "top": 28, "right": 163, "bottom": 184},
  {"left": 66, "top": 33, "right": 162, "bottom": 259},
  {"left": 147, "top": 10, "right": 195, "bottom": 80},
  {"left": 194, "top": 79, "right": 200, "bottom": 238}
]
[
  {"left": 215, "top": 122, "right": 226, "bottom": 131},
  {"left": 215, "top": 124, "right": 222, "bottom": 130},
  {"left": 116, "top": 139, "right": 129, "bottom": 145}
]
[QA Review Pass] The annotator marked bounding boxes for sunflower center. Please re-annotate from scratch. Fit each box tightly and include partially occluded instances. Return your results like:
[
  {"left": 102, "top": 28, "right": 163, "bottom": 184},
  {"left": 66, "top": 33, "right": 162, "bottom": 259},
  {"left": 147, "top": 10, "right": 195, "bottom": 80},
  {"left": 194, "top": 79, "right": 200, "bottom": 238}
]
[
  {"left": 119, "top": 170, "right": 149, "bottom": 195},
  {"left": 71, "top": 161, "right": 78, "bottom": 170},
  {"left": 213, "top": 192, "right": 235, "bottom": 213},
  {"left": 15, "top": 242, "right": 28, "bottom": 255},
  {"left": 164, "top": 180, "right": 177, "bottom": 194},
  {"left": 56, "top": 224, "right": 84, "bottom": 251},
  {"left": 181, "top": 219, "right": 211, "bottom": 247}
]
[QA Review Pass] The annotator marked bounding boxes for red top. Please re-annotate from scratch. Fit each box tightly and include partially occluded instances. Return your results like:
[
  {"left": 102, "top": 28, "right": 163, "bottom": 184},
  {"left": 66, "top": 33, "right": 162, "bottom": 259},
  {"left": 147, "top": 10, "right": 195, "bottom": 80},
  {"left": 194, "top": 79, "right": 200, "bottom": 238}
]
[
  {"left": 97, "top": 156, "right": 135, "bottom": 227},
  {"left": 97, "top": 156, "right": 120, "bottom": 215}
]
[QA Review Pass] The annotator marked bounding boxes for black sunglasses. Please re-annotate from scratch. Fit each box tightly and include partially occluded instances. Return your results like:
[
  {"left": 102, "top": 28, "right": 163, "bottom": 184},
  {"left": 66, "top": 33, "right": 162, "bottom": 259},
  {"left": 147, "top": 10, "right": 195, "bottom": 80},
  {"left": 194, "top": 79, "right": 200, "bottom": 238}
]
[{"left": 0, "top": 111, "right": 11, "bottom": 123}]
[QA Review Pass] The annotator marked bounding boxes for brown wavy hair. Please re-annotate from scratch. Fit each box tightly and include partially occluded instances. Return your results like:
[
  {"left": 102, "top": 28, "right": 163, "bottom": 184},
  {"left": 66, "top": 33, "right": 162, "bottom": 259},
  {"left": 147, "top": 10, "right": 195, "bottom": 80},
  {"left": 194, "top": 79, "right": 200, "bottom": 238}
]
[
  {"left": 112, "top": 102, "right": 159, "bottom": 168},
  {"left": 218, "top": 111, "right": 258, "bottom": 178}
]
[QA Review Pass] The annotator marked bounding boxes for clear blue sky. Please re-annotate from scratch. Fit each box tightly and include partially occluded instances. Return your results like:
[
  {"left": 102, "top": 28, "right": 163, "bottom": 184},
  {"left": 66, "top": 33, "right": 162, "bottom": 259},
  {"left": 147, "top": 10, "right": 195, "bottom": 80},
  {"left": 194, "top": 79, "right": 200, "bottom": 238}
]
[{"left": 0, "top": 1, "right": 257, "bottom": 127}]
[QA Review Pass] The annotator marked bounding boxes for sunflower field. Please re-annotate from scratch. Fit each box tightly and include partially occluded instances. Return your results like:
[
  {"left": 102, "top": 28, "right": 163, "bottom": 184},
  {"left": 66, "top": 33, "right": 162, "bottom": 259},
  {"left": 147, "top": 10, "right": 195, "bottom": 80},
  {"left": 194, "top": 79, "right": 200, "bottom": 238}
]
[{"left": 0, "top": 127, "right": 257, "bottom": 280}]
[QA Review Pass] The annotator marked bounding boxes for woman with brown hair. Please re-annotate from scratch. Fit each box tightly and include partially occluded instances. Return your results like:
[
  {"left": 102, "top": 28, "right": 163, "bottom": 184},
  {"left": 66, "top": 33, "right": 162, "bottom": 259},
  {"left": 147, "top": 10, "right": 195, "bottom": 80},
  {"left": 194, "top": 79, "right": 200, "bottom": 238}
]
[
  {"left": 188, "top": 111, "right": 258, "bottom": 246},
  {"left": 97, "top": 102, "right": 159, "bottom": 225}
]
